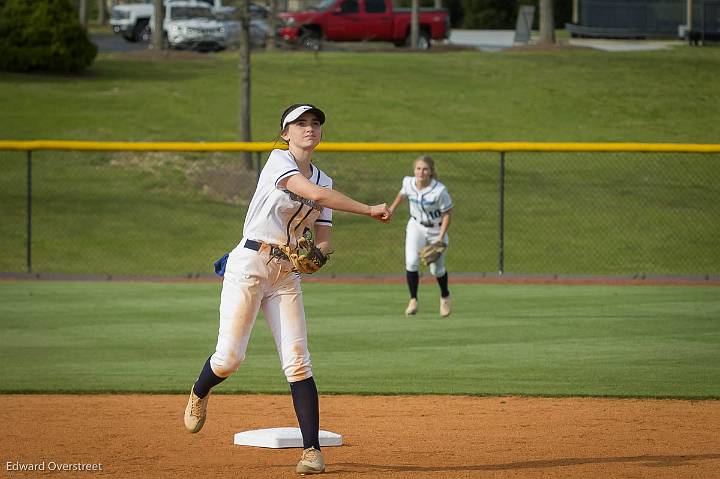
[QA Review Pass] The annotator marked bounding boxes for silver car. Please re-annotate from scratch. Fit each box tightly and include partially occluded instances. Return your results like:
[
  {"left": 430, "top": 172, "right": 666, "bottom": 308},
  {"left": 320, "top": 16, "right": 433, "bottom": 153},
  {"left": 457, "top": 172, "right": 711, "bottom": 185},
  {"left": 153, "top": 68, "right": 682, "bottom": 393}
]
[{"left": 215, "top": 3, "right": 270, "bottom": 49}]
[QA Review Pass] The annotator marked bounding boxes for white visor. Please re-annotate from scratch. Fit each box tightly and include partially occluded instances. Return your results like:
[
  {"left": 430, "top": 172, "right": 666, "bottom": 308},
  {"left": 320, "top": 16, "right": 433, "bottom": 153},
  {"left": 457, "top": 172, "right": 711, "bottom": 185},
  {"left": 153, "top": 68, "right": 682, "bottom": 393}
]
[{"left": 281, "top": 105, "right": 325, "bottom": 130}]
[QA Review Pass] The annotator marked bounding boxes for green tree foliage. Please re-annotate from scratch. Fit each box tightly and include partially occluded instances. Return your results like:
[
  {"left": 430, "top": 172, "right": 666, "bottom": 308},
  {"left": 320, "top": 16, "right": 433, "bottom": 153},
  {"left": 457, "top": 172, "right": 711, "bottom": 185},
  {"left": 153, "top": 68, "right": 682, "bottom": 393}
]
[
  {"left": 460, "top": 0, "right": 513, "bottom": 28},
  {"left": 396, "top": 0, "right": 571, "bottom": 29},
  {"left": 396, "top": 0, "right": 464, "bottom": 28},
  {"left": 458, "top": 0, "right": 571, "bottom": 29},
  {"left": 0, "top": 0, "right": 97, "bottom": 73}
]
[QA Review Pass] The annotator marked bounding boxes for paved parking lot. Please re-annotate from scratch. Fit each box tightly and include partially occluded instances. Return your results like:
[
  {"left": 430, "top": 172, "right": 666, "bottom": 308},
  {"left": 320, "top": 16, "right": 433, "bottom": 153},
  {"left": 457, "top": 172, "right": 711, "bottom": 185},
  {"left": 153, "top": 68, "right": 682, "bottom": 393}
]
[
  {"left": 449, "top": 29, "right": 516, "bottom": 51},
  {"left": 449, "top": 29, "right": 682, "bottom": 51},
  {"left": 92, "top": 30, "right": 684, "bottom": 55},
  {"left": 92, "top": 33, "right": 148, "bottom": 53}
]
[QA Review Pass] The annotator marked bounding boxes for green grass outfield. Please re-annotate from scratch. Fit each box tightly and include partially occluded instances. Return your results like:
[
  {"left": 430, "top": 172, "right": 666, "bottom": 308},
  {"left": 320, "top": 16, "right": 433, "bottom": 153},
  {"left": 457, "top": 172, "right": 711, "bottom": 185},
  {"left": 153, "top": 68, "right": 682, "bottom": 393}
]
[
  {"left": 1, "top": 47, "right": 719, "bottom": 142},
  {"left": 1, "top": 47, "right": 719, "bottom": 276},
  {"left": 2, "top": 281, "right": 719, "bottom": 398}
]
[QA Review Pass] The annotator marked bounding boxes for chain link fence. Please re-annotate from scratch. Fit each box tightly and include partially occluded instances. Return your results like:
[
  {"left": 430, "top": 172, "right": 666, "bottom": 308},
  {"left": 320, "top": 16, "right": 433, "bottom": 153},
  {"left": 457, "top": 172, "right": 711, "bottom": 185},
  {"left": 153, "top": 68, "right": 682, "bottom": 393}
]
[{"left": 1, "top": 143, "right": 719, "bottom": 278}]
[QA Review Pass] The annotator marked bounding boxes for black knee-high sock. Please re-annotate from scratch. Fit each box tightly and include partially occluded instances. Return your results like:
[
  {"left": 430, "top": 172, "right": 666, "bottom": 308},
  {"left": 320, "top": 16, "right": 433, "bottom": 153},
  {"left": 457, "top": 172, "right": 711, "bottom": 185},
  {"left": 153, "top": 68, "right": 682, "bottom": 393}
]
[
  {"left": 193, "top": 356, "right": 226, "bottom": 399},
  {"left": 437, "top": 272, "right": 450, "bottom": 298},
  {"left": 406, "top": 270, "right": 419, "bottom": 299},
  {"left": 290, "top": 377, "right": 320, "bottom": 450}
]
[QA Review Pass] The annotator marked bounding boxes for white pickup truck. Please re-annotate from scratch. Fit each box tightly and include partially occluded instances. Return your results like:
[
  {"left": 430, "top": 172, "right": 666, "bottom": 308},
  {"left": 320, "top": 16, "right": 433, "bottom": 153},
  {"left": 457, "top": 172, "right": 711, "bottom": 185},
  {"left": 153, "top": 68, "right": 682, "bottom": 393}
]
[{"left": 110, "top": 2, "right": 154, "bottom": 42}]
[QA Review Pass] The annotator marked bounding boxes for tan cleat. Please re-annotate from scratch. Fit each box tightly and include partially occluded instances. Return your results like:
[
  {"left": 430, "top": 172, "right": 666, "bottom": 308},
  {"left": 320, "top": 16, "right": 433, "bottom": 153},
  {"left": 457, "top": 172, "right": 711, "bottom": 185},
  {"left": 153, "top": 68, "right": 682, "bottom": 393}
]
[
  {"left": 404, "top": 298, "right": 418, "bottom": 317},
  {"left": 184, "top": 388, "right": 210, "bottom": 433},
  {"left": 296, "top": 447, "right": 325, "bottom": 475},
  {"left": 440, "top": 295, "right": 451, "bottom": 317}
]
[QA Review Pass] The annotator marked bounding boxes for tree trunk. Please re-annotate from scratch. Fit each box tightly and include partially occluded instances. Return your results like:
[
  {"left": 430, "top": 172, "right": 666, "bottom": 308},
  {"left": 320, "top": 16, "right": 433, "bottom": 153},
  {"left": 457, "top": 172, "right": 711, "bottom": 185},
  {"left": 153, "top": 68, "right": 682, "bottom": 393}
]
[
  {"left": 538, "top": 0, "right": 555, "bottom": 45},
  {"left": 238, "top": 0, "right": 253, "bottom": 168},
  {"left": 97, "top": 0, "right": 105, "bottom": 24},
  {"left": 434, "top": 0, "right": 442, "bottom": 8},
  {"left": 572, "top": 0, "right": 579, "bottom": 24},
  {"left": 153, "top": 0, "right": 164, "bottom": 50},
  {"left": 266, "top": 0, "right": 277, "bottom": 51},
  {"left": 78, "top": 0, "right": 87, "bottom": 26},
  {"left": 410, "top": 0, "right": 419, "bottom": 49}
]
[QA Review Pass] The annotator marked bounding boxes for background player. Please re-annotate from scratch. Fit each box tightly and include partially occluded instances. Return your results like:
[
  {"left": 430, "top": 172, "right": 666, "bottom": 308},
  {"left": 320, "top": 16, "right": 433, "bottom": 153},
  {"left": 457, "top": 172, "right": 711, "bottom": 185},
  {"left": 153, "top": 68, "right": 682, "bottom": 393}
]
[
  {"left": 388, "top": 155, "right": 453, "bottom": 317},
  {"left": 183, "top": 104, "right": 390, "bottom": 475}
]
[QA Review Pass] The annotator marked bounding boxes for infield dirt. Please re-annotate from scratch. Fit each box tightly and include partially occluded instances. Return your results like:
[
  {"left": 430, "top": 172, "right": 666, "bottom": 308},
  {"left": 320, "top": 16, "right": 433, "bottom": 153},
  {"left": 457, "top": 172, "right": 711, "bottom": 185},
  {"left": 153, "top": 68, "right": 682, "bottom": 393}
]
[{"left": 3, "top": 395, "right": 719, "bottom": 478}]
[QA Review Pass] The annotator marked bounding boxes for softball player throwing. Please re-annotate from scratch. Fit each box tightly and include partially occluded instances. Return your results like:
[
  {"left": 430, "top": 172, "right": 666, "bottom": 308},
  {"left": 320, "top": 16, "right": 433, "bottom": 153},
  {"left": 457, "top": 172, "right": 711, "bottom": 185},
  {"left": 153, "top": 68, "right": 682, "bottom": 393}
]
[
  {"left": 388, "top": 155, "right": 453, "bottom": 317},
  {"left": 183, "top": 104, "right": 390, "bottom": 475}
]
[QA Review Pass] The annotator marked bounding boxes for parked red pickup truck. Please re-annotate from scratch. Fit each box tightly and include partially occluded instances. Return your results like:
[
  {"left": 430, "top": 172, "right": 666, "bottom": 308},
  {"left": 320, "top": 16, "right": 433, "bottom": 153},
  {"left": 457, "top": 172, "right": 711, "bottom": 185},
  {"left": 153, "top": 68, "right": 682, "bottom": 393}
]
[{"left": 277, "top": 0, "right": 450, "bottom": 50}]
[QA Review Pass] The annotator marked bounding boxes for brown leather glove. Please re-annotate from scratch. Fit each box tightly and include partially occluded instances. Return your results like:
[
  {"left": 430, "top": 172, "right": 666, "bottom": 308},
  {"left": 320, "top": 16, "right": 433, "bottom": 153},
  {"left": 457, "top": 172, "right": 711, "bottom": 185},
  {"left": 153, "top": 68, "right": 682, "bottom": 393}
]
[{"left": 420, "top": 242, "right": 447, "bottom": 266}]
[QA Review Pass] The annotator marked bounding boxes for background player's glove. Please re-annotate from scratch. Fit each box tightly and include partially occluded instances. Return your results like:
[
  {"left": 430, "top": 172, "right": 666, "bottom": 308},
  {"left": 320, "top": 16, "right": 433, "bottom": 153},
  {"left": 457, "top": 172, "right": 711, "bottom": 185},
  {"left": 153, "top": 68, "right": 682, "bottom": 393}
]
[
  {"left": 420, "top": 241, "right": 446, "bottom": 266},
  {"left": 281, "top": 232, "right": 330, "bottom": 274}
]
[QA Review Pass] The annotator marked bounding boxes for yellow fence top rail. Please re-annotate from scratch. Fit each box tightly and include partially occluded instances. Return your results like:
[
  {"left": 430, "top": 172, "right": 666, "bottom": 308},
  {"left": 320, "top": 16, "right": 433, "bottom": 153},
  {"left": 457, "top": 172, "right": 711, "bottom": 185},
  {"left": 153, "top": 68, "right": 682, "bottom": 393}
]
[{"left": 1, "top": 140, "right": 720, "bottom": 153}]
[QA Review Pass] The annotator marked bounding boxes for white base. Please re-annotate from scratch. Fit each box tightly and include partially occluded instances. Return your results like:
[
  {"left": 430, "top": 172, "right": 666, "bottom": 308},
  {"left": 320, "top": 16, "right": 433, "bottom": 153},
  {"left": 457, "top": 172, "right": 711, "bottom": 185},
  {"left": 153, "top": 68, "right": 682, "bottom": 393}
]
[{"left": 233, "top": 427, "right": 342, "bottom": 449}]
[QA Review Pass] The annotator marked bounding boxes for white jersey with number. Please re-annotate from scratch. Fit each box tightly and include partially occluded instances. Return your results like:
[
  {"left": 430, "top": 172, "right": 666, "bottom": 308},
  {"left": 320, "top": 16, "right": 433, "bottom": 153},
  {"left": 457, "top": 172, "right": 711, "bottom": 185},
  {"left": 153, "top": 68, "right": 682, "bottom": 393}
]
[
  {"left": 399, "top": 176, "right": 453, "bottom": 229},
  {"left": 399, "top": 176, "right": 453, "bottom": 277},
  {"left": 243, "top": 149, "right": 333, "bottom": 248}
]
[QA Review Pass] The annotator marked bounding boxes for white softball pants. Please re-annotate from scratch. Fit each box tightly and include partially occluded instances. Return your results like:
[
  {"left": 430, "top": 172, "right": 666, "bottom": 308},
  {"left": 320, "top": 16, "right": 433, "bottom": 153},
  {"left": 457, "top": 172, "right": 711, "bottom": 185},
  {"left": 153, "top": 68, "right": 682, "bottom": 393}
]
[
  {"left": 210, "top": 239, "right": 312, "bottom": 383},
  {"left": 405, "top": 219, "right": 449, "bottom": 277}
]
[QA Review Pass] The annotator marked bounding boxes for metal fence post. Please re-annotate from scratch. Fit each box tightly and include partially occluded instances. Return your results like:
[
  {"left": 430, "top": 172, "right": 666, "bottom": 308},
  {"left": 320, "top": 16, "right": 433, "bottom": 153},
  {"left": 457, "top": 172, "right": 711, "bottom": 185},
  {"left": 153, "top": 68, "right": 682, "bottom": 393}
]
[
  {"left": 26, "top": 150, "right": 32, "bottom": 273},
  {"left": 498, "top": 151, "right": 506, "bottom": 275}
]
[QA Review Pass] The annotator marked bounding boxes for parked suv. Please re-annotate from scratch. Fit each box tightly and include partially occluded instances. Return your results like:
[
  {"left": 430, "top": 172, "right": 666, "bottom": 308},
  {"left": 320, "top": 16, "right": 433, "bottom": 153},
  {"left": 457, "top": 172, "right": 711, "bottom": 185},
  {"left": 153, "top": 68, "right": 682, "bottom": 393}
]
[{"left": 158, "top": 1, "right": 227, "bottom": 51}]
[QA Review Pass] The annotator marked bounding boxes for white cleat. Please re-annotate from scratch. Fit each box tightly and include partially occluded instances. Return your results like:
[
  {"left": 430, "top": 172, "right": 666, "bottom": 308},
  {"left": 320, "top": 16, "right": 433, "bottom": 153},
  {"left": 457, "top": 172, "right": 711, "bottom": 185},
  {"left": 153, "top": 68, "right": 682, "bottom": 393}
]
[
  {"left": 440, "top": 295, "right": 451, "bottom": 317},
  {"left": 296, "top": 447, "right": 325, "bottom": 475},
  {"left": 184, "top": 388, "right": 210, "bottom": 433},
  {"left": 404, "top": 298, "right": 418, "bottom": 317}
]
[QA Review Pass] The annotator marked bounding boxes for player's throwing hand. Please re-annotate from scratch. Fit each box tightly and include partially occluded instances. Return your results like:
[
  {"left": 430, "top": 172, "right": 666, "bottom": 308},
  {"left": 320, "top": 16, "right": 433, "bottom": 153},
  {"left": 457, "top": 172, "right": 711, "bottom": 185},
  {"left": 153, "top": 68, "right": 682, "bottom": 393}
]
[{"left": 370, "top": 203, "right": 392, "bottom": 223}]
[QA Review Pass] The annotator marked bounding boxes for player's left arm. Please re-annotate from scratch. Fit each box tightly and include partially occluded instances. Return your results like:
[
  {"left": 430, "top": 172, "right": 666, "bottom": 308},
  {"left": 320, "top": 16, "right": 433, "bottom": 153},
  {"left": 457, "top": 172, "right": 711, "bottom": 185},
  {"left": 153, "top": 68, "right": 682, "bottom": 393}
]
[
  {"left": 314, "top": 224, "right": 333, "bottom": 256},
  {"left": 437, "top": 209, "right": 452, "bottom": 243},
  {"left": 436, "top": 187, "right": 453, "bottom": 242},
  {"left": 387, "top": 191, "right": 405, "bottom": 219}
]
